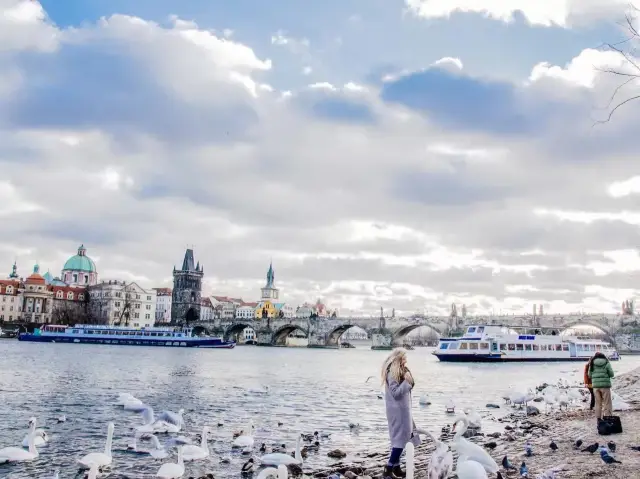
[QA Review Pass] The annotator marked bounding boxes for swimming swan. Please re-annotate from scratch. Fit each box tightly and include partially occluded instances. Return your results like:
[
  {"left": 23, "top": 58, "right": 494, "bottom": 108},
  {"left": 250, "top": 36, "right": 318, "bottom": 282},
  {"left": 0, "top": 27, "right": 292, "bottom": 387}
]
[
  {"left": 450, "top": 417, "right": 497, "bottom": 474},
  {"left": 260, "top": 435, "right": 303, "bottom": 466},
  {"left": 157, "top": 445, "right": 185, "bottom": 478},
  {"left": 233, "top": 419, "right": 254, "bottom": 448},
  {"left": 78, "top": 422, "right": 114, "bottom": 469},
  {"left": 455, "top": 457, "right": 488, "bottom": 479},
  {"left": 22, "top": 417, "right": 48, "bottom": 447},
  {"left": 415, "top": 428, "right": 453, "bottom": 479},
  {"left": 154, "top": 409, "right": 184, "bottom": 433},
  {"left": 182, "top": 426, "right": 209, "bottom": 461},
  {"left": 0, "top": 417, "right": 39, "bottom": 463},
  {"left": 257, "top": 465, "right": 288, "bottom": 478}
]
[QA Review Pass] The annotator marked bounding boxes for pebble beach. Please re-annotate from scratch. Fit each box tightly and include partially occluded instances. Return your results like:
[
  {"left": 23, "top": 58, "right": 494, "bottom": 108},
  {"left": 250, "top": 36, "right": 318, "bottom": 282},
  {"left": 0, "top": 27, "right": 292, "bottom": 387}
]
[{"left": 305, "top": 366, "right": 640, "bottom": 478}]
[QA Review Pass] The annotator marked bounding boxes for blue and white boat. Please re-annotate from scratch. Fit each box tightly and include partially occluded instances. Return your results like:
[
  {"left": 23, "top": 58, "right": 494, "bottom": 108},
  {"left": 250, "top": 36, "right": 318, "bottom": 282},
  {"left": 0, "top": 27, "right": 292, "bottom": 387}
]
[
  {"left": 433, "top": 325, "right": 619, "bottom": 362},
  {"left": 18, "top": 324, "right": 235, "bottom": 349}
]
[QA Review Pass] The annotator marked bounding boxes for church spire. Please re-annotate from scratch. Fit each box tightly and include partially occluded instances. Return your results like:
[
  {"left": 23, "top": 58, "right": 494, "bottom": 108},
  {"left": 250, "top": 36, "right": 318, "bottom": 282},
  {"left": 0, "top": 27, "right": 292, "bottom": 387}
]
[
  {"left": 182, "top": 249, "right": 195, "bottom": 271},
  {"left": 266, "top": 261, "right": 274, "bottom": 288},
  {"left": 9, "top": 261, "right": 18, "bottom": 279}
]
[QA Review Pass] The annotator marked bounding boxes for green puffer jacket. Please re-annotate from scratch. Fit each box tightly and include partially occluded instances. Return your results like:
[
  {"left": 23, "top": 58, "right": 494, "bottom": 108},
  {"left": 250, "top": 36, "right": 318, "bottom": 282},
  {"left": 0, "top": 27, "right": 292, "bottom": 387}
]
[{"left": 588, "top": 357, "right": 614, "bottom": 388}]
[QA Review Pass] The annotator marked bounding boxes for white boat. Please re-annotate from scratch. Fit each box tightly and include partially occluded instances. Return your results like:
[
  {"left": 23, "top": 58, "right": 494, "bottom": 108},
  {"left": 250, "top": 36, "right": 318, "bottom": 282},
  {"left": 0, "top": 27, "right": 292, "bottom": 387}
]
[{"left": 433, "top": 325, "right": 620, "bottom": 362}]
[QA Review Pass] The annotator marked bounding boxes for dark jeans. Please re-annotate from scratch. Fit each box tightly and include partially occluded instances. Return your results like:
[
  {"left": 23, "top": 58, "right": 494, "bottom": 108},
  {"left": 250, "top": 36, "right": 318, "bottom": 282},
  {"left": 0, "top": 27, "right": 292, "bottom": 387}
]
[
  {"left": 387, "top": 447, "right": 403, "bottom": 466},
  {"left": 588, "top": 387, "right": 595, "bottom": 410}
]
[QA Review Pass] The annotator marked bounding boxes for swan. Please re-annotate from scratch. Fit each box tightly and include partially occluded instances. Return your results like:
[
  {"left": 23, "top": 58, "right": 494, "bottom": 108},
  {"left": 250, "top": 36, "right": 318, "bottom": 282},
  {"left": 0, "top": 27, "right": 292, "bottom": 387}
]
[
  {"left": 115, "top": 392, "right": 136, "bottom": 405},
  {"left": 419, "top": 395, "right": 431, "bottom": 406},
  {"left": 456, "top": 457, "right": 488, "bottom": 479},
  {"left": 260, "top": 435, "right": 303, "bottom": 466},
  {"left": 155, "top": 409, "right": 184, "bottom": 433},
  {"left": 137, "top": 405, "right": 158, "bottom": 433},
  {"left": 0, "top": 417, "right": 39, "bottom": 463},
  {"left": 509, "top": 391, "right": 526, "bottom": 408},
  {"left": 415, "top": 428, "right": 453, "bottom": 479},
  {"left": 248, "top": 386, "right": 269, "bottom": 395},
  {"left": 22, "top": 428, "right": 48, "bottom": 447},
  {"left": 87, "top": 464, "right": 100, "bottom": 479},
  {"left": 463, "top": 408, "right": 482, "bottom": 429},
  {"left": 182, "top": 426, "right": 209, "bottom": 461},
  {"left": 128, "top": 432, "right": 168, "bottom": 459},
  {"left": 157, "top": 445, "right": 185, "bottom": 478},
  {"left": 257, "top": 465, "right": 288, "bottom": 479},
  {"left": 233, "top": 419, "right": 254, "bottom": 448},
  {"left": 450, "top": 417, "right": 498, "bottom": 474},
  {"left": 78, "top": 422, "right": 114, "bottom": 469}
]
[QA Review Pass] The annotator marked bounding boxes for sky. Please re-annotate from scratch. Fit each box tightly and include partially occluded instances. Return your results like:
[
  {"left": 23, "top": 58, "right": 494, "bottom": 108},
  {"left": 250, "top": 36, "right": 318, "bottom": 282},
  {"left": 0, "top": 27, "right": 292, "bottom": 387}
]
[{"left": 2, "top": 0, "right": 640, "bottom": 316}]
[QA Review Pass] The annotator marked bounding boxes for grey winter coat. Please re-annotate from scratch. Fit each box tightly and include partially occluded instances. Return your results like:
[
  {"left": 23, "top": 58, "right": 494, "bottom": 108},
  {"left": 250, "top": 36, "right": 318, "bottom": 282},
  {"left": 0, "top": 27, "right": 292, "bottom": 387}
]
[{"left": 385, "top": 372, "right": 421, "bottom": 449}]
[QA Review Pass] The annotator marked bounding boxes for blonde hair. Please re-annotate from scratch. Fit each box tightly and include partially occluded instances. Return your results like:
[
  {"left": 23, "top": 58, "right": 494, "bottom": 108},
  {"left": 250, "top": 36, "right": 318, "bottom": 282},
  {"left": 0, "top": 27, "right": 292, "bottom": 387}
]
[{"left": 381, "top": 348, "right": 408, "bottom": 386}]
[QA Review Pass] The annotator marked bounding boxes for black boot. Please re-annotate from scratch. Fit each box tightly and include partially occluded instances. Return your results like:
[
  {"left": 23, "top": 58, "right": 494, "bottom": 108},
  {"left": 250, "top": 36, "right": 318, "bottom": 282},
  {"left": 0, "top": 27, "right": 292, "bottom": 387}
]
[
  {"left": 383, "top": 466, "right": 394, "bottom": 478},
  {"left": 392, "top": 465, "right": 407, "bottom": 478}
]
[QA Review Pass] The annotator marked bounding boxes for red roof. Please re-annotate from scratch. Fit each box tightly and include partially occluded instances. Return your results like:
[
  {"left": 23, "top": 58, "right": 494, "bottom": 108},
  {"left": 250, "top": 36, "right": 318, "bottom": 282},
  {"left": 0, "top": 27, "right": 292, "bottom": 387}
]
[
  {"left": 153, "top": 287, "right": 172, "bottom": 296},
  {"left": 25, "top": 273, "right": 46, "bottom": 285},
  {"left": 0, "top": 279, "right": 21, "bottom": 296}
]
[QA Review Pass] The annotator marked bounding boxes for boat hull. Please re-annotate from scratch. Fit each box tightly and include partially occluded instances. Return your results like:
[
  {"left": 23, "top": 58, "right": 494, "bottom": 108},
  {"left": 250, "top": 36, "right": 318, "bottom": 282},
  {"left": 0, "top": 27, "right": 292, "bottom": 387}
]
[
  {"left": 434, "top": 353, "right": 594, "bottom": 362},
  {"left": 18, "top": 334, "right": 235, "bottom": 349}
]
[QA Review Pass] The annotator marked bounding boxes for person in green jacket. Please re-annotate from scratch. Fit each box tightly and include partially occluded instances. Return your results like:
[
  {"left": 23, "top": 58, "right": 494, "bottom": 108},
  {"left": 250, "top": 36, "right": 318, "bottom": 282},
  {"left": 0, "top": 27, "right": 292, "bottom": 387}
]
[{"left": 588, "top": 352, "right": 615, "bottom": 420}]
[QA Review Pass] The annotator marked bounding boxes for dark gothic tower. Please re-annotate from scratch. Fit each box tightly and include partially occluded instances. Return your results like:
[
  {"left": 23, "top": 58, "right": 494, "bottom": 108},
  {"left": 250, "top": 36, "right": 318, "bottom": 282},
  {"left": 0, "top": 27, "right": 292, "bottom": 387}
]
[{"left": 171, "top": 249, "right": 204, "bottom": 325}]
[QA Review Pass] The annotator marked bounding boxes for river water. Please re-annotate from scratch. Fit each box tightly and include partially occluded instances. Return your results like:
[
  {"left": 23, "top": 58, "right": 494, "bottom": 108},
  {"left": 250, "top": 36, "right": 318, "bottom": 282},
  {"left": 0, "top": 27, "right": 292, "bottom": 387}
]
[{"left": 1, "top": 340, "right": 639, "bottom": 478}]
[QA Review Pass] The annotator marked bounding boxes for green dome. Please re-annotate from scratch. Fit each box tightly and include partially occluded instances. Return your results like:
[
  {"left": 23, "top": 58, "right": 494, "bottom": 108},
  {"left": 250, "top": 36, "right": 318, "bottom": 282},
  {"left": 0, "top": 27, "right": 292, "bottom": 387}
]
[{"left": 63, "top": 245, "right": 97, "bottom": 273}]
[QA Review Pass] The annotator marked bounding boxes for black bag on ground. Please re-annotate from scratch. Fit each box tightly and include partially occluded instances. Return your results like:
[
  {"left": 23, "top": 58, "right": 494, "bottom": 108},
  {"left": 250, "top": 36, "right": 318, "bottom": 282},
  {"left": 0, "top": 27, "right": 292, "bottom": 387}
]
[{"left": 598, "top": 416, "right": 622, "bottom": 435}]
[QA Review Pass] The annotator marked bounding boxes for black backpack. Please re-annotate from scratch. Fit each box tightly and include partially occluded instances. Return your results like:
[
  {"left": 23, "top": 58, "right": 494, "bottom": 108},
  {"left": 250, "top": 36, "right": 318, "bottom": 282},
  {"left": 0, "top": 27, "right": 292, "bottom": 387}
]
[{"left": 598, "top": 416, "right": 623, "bottom": 435}]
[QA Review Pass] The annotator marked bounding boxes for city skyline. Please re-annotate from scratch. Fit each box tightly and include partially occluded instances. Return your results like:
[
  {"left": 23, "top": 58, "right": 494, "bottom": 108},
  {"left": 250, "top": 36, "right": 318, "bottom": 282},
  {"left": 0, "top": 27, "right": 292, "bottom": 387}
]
[{"left": 2, "top": 1, "right": 640, "bottom": 316}]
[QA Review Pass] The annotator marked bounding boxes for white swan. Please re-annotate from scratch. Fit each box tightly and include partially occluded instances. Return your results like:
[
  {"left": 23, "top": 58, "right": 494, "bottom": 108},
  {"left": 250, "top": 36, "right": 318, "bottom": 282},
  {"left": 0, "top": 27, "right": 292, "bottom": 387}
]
[
  {"left": 0, "top": 417, "right": 39, "bottom": 463},
  {"left": 416, "top": 428, "right": 453, "bottom": 479},
  {"left": 248, "top": 386, "right": 270, "bottom": 395},
  {"left": 87, "top": 464, "right": 100, "bottom": 479},
  {"left": 115, "top": 392, "right": 135, "bottom": 405},
  {"left": 450, "top": 417, "right": 498, "bottom": 474},
  {"left": 419, "top": 395, "right": 431, "bottom": 406},
  {"left": 157, "top": 445, "right": 185, "bottom": 478},
  {"left": 155, "top": 409, "right": 184, "bottom": 433},
  {"left": 463, "top": 409, "right": 482, "bottom": 429},
  {"left": 260, "top": 435, "right": 303, "bottom": 466},
  {"left": 78, "top": 422, "right": 114, "bottom": 469},
  {"left": 233, "top": 419, "right": 254, "bottom": 448},
  {"left": 136, "top": 405, "right": 158, "bottom": 433},
  {"left": 257, "top": 465, "right": 288, "bottom": 479},
  {"left": 22, "top": 419, "right": 48, "bottom": 447},
  {"left": 129, "top": 432, "right": 168, "bottom": 459},
  {"left": 182, "top": 426, "right": 209, "bottom": 461},
  {"left": 456, "top": 457, "right": 488, "bottom": 479},
  {"left": 123, "top": 395, "right": 145, "bottom": 411}
]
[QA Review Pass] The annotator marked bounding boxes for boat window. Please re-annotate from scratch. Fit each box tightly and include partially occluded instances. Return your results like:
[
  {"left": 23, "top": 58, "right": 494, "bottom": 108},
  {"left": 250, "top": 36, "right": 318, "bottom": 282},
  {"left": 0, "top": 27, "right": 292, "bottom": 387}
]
[
  {"left": 590, "top": 344, "right": 596, "bottom": 351},
  {"left": 439, "top": 343, "right": 449, "bottom": 350},
  {"left": 477, "top": 327, "right": 484, "bottom": 333},
  {"left": 596, "top": 345, "right": 601, "bottom": 351},
  {"left": 525, "top": 344, "right": 532, "bottom": 351},
  {"left": 555, "top": 345, "right": 562, "bottom": 351},
  {"left": 532, "top": 344, "right": 539, "bottom": 351},
  {"left": 467, "top": 327, "right": 476, "bottom": 333},
  {"left": 448, "top": 342, "right": 458, "bottom": 350},
  {"left": 87, "top": 330, "right": 93, "bottom": 334},
  {"left": 469, "top": 343, "right": 478, "bottom": 350},
  {"left": 116, "top": 331, "right": 123, "bottom": 336},
  {"left": 508, "top": 344, "right": 515, "bottom": 351},
  {"left": 540, "top": 344, "right": 547, "bottom": 350},
  {"left": 459, "top": 342, "right": 468, "bottom": 350},
  {"left": 516, "top": 344, "right": 523, "bottom": 351},
  {"left": 562, "top": 344, "right": 569, "bottom": 351},
  {"left": 577, "top": 344, "right": 583, "bottom": 351},
  {"left": 479, "top": 342, "right": 489, "bottom": 349},
  {"left": 72, "top": 329, "right": 78, "bottom": 334},
  {"left": 500, "top": 343, "right": 507, "bottom": 350}
]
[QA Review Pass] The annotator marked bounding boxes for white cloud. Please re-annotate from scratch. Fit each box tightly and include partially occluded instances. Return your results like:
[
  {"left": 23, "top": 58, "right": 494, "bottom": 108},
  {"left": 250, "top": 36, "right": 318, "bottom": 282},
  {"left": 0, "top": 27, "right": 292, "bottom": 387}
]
[
  {"left": 607, "top": 176, "right": 640, "bottom": 198},
  {"left": 404, "top": 0, "right": 627, "bottom": 27}
]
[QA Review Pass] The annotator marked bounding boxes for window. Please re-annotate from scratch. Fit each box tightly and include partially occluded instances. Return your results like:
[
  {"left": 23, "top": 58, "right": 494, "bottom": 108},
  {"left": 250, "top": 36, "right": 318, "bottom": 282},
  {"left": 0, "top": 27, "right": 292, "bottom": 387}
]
[
  {"left": 79, "top": 294, "right": 84, "bottom": 301},
  {"left": 540, "top": 344, "right": 547, "bottom": 350},
  {"left": 145, "top": 314, "right": 150, "bottom": 319},
  {"left": 477, "top": 327, "right": 484, "bottom": 333},
  {"left": 84, "top": 275, "right": 88, "bottom": 284},
  {"left": 516, "top": 344, "right": 523, "bottom": 351},
  {"left": 67, "top": 292, "right": 74, "bottom": 300},
  {"left": 439, "top": 343, "right": 449, "bottom": 350},
  {"left": 500, "top": 343, "right": 507, "bottom": 350},
  {"left": 555, "top": 345, "right": 562, "bottom": 351},
  {"left": 469, "top": 342, "right": 478, "bottom": 350},
  {"left": 508, "top": 344, "right": 515, "bottom": 351},
  {"left": 562, "top": 344, "right": 569, "bottom": 351},
  {"left": 467, "top": 327, "right": 476, "bottom": 333},
  {"left": 73, "top": 274, "right": 78, "bottom": 283},
  {"left": 525, "top": 344, "right": 532, "bottom": 351},
  {"left": 479, "top": 342, "right": 489, "bottom": 349},
  {"left": 595, "top": 345, "right": 601, "bottom": 351},
  {"left": 136, "top": 294, "right": 140, "bottom": 300},
  {"left": 459, "top": 342, "right": 468, "bottom": 350},
  {"left": 147, "top": 296, "right": 152, "bottom": 301},
  {"left": 56, "top": 291, "right": 63, "bottom": 299},
  {"left": 135, "top": 303, "right": 140, "bottom": 309},
  {"left": 146, "top": 304, "right": 151, "bottom": 310},
  {"left": 532, "top": 344, "right": 539, "bottom": 351},
  {"left": 577, "top": 344, "right": 583, "bottom": 351},
  {"left": 448, "top": 342, "right": 458, "bottom": 350}
]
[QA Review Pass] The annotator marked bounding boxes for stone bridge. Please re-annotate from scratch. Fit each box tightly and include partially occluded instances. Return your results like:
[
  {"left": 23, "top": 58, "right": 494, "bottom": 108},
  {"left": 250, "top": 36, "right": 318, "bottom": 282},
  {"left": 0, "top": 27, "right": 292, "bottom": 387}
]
[
  {"left": 189, "top": 316, "right": 450, "bottom": 349},
  {"left": 186, "top": 313, "right": 636, "bottom": 349}
]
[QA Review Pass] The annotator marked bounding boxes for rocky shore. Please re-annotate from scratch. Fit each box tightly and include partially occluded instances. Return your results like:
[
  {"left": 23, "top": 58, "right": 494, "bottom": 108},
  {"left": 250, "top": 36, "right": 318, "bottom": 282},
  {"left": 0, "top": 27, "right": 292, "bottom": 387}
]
[{"left": 303, "top": 367, "right": 640, "bottom": 478}]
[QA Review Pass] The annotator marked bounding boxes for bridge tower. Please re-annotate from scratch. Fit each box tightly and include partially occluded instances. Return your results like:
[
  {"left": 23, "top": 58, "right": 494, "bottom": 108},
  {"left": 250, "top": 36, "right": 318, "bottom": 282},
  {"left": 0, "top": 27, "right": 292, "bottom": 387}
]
[{"left": 171, "top": 249, "right": 203, "bottom": 325}]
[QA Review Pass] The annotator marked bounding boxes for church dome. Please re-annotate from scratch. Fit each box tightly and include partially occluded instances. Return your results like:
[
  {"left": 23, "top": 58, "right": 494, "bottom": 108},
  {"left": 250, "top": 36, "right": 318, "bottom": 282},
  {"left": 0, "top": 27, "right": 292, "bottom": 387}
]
[
  {"left": 26, "top": 264, "right": 46, "bottom": 285},
  {"left": 63, "top": 245, "right": 97, "bottom": 273}
]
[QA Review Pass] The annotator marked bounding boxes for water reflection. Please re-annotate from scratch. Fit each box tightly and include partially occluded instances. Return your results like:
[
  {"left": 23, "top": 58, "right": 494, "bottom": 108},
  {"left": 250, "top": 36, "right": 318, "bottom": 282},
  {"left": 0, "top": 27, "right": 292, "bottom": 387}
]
[{"left": 1, "top": 341, "right": 638, "bottom": 478}]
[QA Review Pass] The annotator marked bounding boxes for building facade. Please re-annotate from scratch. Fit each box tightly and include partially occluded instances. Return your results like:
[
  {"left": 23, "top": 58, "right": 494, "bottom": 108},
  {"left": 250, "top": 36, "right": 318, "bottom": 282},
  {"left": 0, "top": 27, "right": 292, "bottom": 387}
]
[
  {"left": 171, "top": 249, "right": 203, "bottom": 325},
  {"left": 21, "top": 264, "right": 54, "bottom": 323},
  {"left": 62, "top": 245, "right": 98, "bottom": 286},
  {"left": 153, "top": 288, "right": 172, "bottom": 323},
  {"left": 201, "top": 297, "right": 214, "bottom": 321},
  {"left": 211, "top": 296, "right": 241, "bottom": 319},
  {"left": 0, "top": 264, "right": 23, "bottom": 322},
  {"left": 236, "top": 303, "right": 257, "bottom": 319},
  {"left": 89, "top": 281, "right": 156, "bottom": 327}
]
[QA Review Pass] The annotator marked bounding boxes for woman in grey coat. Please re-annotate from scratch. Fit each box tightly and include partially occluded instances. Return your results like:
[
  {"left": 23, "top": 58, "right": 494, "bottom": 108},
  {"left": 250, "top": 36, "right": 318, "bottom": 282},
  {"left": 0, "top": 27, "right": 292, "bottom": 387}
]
[{"left": 381, "top": 348, "right": 420, "bottom": 479}]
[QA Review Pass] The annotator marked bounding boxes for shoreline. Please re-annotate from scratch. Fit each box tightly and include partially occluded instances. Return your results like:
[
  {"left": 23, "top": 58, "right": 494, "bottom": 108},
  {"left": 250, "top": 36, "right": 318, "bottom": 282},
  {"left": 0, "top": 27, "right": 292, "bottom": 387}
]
[{"left": 305, "top": 367, "right": 640, "bottom": 478}]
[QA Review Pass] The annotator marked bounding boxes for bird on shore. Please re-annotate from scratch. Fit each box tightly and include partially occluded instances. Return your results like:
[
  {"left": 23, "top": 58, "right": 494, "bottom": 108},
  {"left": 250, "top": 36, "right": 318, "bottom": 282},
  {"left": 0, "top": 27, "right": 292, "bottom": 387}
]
[
  {"left": 485, "top": 441, "right": 497, "bottom": 450},
  {"left": 241, "top": 457, "right": 254, "bottom": 474},
  {"left": 574, "top": 439, "right": 583, "bottom": 449},
  {"left": 525, "top": 441, "right": 532, "bottom": 456},
  {"left": 599, "top": 447, "right": 622, "bottom": 464},
  {"left": 582, "top": 442, "right": 599, "bottom": 454},
  {"left": 627, "top": 445, "right": 640, "bottom": 451},
  {"left": 607, "top": 441, "right": 616, "bottom": 452},
  {"left": 549, "top": 440, "right": 558, "bottom": 452},
  {"left": 502, "top": 456, "right": 517, "bottom": 470},
  {"left": 519, "top": 461, "right": 528, "bottom": 477}
]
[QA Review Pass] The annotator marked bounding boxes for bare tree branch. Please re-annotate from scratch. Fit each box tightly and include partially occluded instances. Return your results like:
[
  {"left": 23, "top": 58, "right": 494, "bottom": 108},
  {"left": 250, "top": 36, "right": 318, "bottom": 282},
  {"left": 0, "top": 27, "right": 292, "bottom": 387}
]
[{"left": 592, "top": 94, "right": 640, "bottom": 125}]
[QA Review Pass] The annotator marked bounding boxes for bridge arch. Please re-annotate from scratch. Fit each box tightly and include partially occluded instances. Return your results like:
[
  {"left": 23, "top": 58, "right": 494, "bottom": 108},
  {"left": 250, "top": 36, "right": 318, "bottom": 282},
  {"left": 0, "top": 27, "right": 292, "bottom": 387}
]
[
  {"left": 326, "top": 324, "right": 369, "bottom": 347},
  {"left": 391, "top": 324, "right": 443, "bottom": 346},
  {"left": 192, "top": 325, "right": 210, "bottom": 336},
  {"left": 272, "top": 324, "right": 309, "bottom": 346},
  {"left": 557, "top": 321, "right": 616, "bottom": 346},
  {"left": 224, "top": 323, "right": 252, "bottom": 342}
]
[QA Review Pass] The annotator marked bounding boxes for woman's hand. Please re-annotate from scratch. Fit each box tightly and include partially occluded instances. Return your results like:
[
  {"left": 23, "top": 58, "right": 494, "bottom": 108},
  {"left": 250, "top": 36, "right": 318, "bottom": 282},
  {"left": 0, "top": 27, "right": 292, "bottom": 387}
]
[{"left": 405, "top": 371, "right": 414, "bottom": 386}]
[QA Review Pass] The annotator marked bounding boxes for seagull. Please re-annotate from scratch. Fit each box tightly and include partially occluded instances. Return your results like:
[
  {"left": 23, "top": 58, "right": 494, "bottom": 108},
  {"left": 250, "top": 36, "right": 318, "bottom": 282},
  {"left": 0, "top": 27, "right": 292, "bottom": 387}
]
[
  {"left": 525, "top": 442, "right": 533, "bottom": 456},
  {"left": 57, "top": 415, "right": 66, "bottom": 424}
]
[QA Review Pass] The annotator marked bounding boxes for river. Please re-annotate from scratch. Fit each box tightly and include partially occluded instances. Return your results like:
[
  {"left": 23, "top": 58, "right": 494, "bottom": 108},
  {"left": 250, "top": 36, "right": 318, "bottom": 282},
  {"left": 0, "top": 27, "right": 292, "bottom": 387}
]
[{"left": 1, "top": 341, "right": 638, "bottom": 478}]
